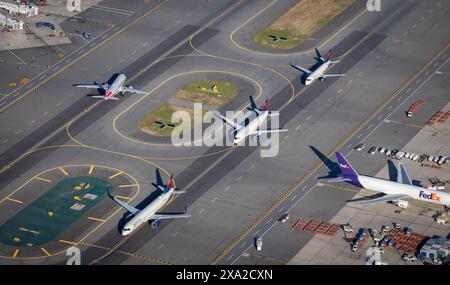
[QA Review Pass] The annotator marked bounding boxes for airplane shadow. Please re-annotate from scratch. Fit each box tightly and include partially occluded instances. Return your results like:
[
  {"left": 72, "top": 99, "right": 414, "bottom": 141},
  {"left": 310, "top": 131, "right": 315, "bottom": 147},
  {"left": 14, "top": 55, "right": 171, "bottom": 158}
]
[
  {"left": 387, "top": 160, "right": 397, "bottom": 182},
  {"left": 309, "top": 146, "right": 341, "bottom": 179}
]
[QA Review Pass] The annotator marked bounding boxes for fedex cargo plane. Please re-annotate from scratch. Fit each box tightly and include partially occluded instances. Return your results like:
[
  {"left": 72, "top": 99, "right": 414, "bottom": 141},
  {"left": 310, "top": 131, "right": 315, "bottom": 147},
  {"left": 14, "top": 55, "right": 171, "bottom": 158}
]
[
  {"left": 73, "top": 73, "right": 146, "bottom": 100},
  {"left": 328, "top": 152, "right": 450, "bottom": 207}
]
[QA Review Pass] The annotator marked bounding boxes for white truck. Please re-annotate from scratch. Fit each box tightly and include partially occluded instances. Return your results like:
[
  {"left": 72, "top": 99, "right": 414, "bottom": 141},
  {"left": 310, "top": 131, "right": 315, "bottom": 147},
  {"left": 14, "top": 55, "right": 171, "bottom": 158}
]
[{"left": 255, "top": 237, "right": 263, "bottom": 251}]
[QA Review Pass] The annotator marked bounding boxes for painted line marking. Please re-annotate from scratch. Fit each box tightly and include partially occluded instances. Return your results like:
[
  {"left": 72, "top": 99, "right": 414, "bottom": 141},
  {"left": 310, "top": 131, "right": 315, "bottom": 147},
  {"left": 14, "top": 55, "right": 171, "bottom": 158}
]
[
  {"left": 12, "top": 249, "right": 19, "bottom": 258},
  {"left": 5, "top": 197, "right": 23, "bottom": 204},
  {"left": 118, "top": 184, "right": 138, "bottom": 188},
  {"left": 224, "top": 186, "right": 231, "bottom": 192},
  {"left": 34, "top": 176, "right": 52, "bottom": 183},
  {"left": 249, "top": 164, "right": 255, "bottom": 170},
  {"left": 58, "top": 167, "right": 69, "bottom": 176},
  {"left": 40, "top": 247, "right": 52, "bottom": 256},
  {"left": 59, "top": 240, "right": 77, "bottom": 245},
  {"left": 88, "top": 216, "right": 106, "bottom": 222},
  {"left": 116, "top": 195, "right": 131, "bottom": 200},
  {"left": 290, "top": 195, "right": 297, "bottom": 201},
  {"left": 88, "top": 165, "right": 94, "bottom": 175},
  {"left": 266, "top": 218, "right": 272, "bottom": 225},
  {"left": 198, "top": 208, "right": 205, "bottom": 215},
  {"left": 108, "top": 172, "right": 123, "bottom": 179},
  {"left": 240, "top": 242, "right": 247, "bottom": 248}
]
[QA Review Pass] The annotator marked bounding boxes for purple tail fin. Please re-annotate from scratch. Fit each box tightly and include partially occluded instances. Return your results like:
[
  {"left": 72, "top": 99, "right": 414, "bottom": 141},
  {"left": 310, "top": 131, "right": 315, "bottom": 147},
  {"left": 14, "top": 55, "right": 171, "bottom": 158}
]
[{"left": 335, "top": 152, "right": 359, "bottom": 177}]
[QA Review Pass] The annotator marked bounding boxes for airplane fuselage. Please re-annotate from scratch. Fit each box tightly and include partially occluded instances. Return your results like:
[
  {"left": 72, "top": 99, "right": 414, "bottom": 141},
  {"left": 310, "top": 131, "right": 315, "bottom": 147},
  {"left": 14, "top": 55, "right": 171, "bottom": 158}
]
[
  {"left": 122, "top": 189, "right": 172, "bottom": 235},
  {"left": 104, "top": 74, "right": 127, "bottom": 99},
  {"left": 352, "top": 175, "right": 450, "bottom": 206},
  {"left": 233, "top": 111, "right": 269, "bottom": 144},
  {"left": 305, "top": 60, "right": 331, "bottom": 86}
]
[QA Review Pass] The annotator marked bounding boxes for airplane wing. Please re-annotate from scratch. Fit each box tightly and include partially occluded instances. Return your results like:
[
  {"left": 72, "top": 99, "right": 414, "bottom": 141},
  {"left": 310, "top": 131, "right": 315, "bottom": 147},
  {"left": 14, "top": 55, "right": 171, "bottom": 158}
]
[
  {"left": 290, "top": 62, "right": 312, "bottom": 74},
  {"left": 73, "top": 84, "right": 102, "bottom": 89},
  {"left": 321, "top": 73, "right": 345, "bottom": 78},
  {"left": 350, "top": 194, "right": 409, "bottom": 205},
  {"left": 121, "top": 87, "right": 147, "bottom": 94},
  {"left": 397, "top": 163, "right": 413, "bottom": 185},
  {"left": 108, "top": 189, "right": 140, "bottom": 215},
  {"left": 149, "top": 213, "right": 191, "bottom": 220},
  {"left": 213, "top": 111, "right": 244, "bottom": 130}
]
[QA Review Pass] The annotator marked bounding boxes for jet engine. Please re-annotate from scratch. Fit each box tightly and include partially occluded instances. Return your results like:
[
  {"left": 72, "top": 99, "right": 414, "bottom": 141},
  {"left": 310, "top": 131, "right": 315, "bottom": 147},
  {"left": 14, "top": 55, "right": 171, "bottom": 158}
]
[{"left": 151, "top": 219, "right": 161, "bottom": 229}]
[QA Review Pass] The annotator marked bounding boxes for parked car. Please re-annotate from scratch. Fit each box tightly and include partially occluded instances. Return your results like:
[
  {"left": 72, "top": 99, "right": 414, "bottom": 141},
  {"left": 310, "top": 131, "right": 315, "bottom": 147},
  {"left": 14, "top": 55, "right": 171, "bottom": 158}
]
[
  {"left": 393, "top": 222, "right": 401, "bottom": 230},
  {"left": 355, "top": 143, "right": 365, "bottom": 151},
  {"left": 368, "top": 147, "right": 377, "bottom": 154},
  {"left": 351, "top": 244, "right": 359, "bottom": 252},
  {"left": 373, "top": 247, "right": 385, "bottom": 254},
  {"left": 428, "top": 155, "right": 434, "bottom": 162},
  {"left": 378, "top": 147, "right": 386, "bottom": 154},
  {"left": 385, "top": 149, "right": 392, "bottom": 156},
  {"left": 396, "top": 151, "right": 405, "bottom": 159},
  {"left": 255, "top": 237, "right": 263, "bottom": 251},
  {"left": 279, "top": 214, "right": 290, "bottom": 223},
  {"left": 402, "top": 254, "right": 417, "bottom": 262}
]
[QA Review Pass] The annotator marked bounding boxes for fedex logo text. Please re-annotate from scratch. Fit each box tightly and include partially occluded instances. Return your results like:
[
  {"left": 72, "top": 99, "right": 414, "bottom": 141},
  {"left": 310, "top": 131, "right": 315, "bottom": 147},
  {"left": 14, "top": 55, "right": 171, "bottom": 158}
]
[
  {"left": 339, "top": 163, "right": 350, "bottom": 169},
  {"left": 419, "top": 191, "right": 441, "bottom": 202}
]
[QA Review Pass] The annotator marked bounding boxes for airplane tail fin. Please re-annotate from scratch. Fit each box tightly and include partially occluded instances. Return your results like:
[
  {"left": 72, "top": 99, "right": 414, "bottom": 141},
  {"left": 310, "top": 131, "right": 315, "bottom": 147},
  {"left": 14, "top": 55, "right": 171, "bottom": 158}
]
[
  {"left": 165, "top": 174, "right": 174, "bottom": 191},
  {"left": 262, "top": 98, "right": 269, "bottom": 111},
  {"left": 335, "top": 152, "right": 359, "bottom": 178}
]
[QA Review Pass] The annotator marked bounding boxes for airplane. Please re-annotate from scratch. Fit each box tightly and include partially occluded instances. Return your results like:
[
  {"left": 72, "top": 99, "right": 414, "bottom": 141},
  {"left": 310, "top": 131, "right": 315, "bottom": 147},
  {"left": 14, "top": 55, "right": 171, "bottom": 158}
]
[
  {"left": 108, "top": 169, "right": 191, "bottom": 236},
  {"left": 327, "top": 152, "right": 450, "bottom": 207},
  {"left": 290, "top": 48, "right": 345, "bottom": 86},
  {"left": 73, "top": 73, "right": 146, "bottom": 100},
  {"left": 213, "top": 97, "right": 288, "bottom": 145}
]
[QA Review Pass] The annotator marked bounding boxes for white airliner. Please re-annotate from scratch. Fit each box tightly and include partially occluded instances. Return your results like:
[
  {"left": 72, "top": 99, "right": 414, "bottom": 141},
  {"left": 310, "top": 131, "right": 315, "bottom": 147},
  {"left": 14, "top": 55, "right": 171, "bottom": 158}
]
[
  {"left": 73, "top": 73, "right": 146, "bottom": 100},
  {"left": 290, "top": 48, "right": 345, "bottom": 86},
  {"left": 108, "top": 170, "right": 190, "bottom": 236},
  {"left": 328, "top": 152, "right": 450, "bottom": 207},
  {"left": 213, "top": 97, "right": 288, "bottom": 145}
]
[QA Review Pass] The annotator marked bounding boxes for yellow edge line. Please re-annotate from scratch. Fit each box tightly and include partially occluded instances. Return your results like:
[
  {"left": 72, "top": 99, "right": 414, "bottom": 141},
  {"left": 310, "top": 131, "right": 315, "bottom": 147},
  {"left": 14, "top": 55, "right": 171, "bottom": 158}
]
[
  {"left": 5, "top": 197, "right": 23, "bottom": 204},
  {"left": 118, "top": 184, "right": 138, "bottom": 188},
  {"left": 88, "top": 217, "right": 106, "bottom": 222},
  {"left": 34, "top": 176, "right": 52, "bottom": 183},
  {"left": 59, "top": 240, "right": 77, "bottom": 245},
  {"left": 12, "top": 249, "right": 19, "bottom": 259},
  {"left": 40, "top": 247, "right": 51, "bottom": 256},
  {"left": 116, "top": 195, "right": 132, "bottom": 200},
  {"left": 108, "top": 172, "right": 123, "bottom": 179},
  {"left": 58, "top": 167, "right": 69, "bottom": 176}
]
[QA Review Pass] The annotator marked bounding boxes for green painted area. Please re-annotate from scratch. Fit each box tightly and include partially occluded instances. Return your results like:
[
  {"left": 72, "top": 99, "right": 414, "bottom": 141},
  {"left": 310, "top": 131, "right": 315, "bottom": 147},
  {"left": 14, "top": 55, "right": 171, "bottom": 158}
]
[
  {"left": 0, "top": 177, "right": 111, "bottom": 247},
  {"left": 176, "top": 80, "right": 238, "bottom": 107}
]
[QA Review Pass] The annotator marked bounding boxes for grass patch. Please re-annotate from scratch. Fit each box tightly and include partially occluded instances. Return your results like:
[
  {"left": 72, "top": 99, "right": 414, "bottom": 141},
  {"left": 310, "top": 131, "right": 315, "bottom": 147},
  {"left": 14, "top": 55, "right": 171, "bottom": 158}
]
[
  {"left": 138, "top": 103, "right": 201, "bottom": 137},
  {"left": 175, "top": 80, "right": 238, "bottom": 107},
  {"left": 253, "top": 0, "right": 356, "bottom": 49}
]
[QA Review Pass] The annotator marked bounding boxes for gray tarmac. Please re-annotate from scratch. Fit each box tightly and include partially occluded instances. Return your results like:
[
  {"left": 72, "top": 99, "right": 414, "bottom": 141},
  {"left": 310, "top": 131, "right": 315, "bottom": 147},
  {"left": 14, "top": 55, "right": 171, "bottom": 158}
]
[{"left": 0, "top": 0, "right": 448, "bottom": 265}]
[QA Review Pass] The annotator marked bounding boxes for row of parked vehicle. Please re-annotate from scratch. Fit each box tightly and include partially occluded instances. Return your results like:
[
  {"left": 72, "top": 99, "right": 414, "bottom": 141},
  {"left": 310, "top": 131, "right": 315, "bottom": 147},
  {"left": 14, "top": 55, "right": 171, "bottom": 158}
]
[
  {"left": 355, "top": 143, "right": 449, "bottom": 165},
  {"left": 350, "top": 223, "right": 418, "bottom": 263}
]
